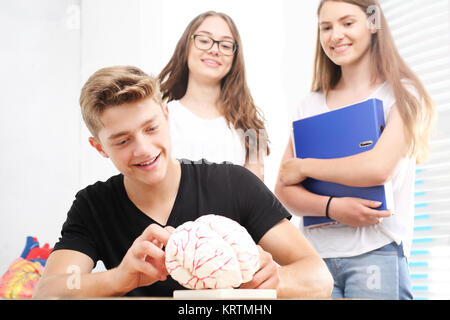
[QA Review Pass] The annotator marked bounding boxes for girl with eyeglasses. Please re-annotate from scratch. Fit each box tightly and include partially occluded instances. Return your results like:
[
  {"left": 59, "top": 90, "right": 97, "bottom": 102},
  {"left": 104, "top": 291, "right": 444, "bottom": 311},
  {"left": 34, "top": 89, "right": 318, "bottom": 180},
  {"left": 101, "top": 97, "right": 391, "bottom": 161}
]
[
  {"left": 158, "top": 11, "right": 269, "bottom": 180},
  {"left": 275, "top": 0, "right": 435, "bottom": 299}
]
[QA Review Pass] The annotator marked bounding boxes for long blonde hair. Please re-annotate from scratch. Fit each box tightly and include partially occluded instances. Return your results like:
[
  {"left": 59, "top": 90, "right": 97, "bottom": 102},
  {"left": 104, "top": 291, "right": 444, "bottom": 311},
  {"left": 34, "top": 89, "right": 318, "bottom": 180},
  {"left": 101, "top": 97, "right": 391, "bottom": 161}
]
[
  {"left": 312, "top": 0, "right": 436, "bottom": 164},
  {"left": 158, "top": 11, "right": 270, "bottom": 161}
]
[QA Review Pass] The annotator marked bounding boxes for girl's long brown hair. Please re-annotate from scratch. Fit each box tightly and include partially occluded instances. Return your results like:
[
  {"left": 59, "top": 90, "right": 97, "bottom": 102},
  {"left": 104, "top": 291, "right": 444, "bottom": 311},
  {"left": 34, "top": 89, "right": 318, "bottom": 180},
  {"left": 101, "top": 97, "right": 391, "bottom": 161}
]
[
  {"left": 158, "top": 11, "right": 269, "bottom": 162},
  {"left": 312, "top": 0, "right": 436, "bottom": 164}
]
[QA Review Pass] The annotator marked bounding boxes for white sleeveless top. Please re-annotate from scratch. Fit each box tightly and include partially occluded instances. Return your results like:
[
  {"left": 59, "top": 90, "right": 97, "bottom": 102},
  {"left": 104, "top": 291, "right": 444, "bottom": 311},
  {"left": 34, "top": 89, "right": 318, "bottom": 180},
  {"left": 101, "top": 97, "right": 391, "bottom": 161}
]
[
  {"left": 294, "top": 83, "right": 416, "bottom": 258},
  {"left": 168, "top": 100, "right": 246, "bottom": 166}
]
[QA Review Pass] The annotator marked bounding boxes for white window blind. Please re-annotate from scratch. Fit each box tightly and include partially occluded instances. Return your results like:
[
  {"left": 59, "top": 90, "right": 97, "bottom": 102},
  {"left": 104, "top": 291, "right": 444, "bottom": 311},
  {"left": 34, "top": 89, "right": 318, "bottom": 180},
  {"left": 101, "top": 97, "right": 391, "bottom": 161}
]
[{"left": 380, "top": 0, "right": 450, "bottom": 300}]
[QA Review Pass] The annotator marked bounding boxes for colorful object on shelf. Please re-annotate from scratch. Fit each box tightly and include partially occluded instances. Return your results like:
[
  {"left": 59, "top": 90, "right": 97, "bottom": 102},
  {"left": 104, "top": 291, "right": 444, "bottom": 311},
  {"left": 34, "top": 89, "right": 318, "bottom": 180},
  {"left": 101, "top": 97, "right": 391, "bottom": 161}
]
[
  {"left": 20, "top": 236, "right": 40, "bottom": 259},
  {"left": 26, "top": 243, "right": 52, "bottom": 266},
  {"left": 0, "top": 236, "right": 53, "bottom": 299},
  {"left": 0, "top": 258, "right": 44, "bottom": 299}
]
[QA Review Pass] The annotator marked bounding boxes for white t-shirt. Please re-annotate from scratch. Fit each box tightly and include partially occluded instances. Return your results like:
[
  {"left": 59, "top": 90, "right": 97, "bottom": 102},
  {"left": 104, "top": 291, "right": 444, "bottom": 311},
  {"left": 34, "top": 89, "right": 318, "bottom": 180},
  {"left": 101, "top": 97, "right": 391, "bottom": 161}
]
[
  {"left": 294, "top": 82, "right": 416, "bottom": 258},
  {"left": 168, "top": 100, "right": 246, "bottom": 166}
]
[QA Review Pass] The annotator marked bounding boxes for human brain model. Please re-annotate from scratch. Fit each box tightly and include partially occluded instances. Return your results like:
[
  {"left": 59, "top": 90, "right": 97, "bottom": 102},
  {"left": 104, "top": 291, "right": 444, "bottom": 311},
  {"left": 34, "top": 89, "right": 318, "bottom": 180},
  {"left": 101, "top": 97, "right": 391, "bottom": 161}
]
[{"left": 165, "top": 214, "right": 260, "bottom": 290}]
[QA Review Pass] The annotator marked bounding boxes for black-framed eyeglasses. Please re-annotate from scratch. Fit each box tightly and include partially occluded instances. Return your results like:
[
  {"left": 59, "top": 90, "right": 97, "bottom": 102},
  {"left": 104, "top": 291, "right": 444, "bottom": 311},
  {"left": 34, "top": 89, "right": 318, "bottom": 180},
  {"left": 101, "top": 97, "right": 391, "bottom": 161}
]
[{"left": 191, "top": 34, "right": 237, "bottom": 56}]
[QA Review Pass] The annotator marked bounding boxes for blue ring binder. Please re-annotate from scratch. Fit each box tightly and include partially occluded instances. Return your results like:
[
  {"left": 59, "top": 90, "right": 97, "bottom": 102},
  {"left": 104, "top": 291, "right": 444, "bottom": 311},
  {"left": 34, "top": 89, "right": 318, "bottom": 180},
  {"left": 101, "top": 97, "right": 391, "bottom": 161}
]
[{"left": 292, "top": 98, "right": 394, "bottom": 228}]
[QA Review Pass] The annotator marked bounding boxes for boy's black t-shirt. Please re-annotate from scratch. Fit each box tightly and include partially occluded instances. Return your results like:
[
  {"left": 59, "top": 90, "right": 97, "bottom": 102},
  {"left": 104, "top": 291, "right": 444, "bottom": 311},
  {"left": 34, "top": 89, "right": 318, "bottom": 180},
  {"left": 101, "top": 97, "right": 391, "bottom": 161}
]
[{"left": 54, "top": 159, "right": 291, "bottom": 297}]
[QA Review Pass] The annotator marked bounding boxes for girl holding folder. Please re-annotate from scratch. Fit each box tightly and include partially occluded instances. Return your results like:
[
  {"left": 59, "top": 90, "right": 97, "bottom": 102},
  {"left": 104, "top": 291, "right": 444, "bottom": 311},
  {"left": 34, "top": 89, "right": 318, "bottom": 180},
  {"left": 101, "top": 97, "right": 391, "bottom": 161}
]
[
  {"left": 158, "top": 11, "right": 269, "bottom": 180},
  {"left": 275, "top": 0, "right": 435, "bottom": 299}
]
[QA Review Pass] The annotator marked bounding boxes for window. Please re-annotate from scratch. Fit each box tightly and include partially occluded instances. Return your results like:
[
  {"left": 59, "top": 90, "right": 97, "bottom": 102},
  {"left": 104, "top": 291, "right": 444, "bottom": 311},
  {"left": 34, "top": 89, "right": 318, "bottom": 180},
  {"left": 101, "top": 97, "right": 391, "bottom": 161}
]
[{"left": 381, "top": 0, "right": 450, "bottom": 300}]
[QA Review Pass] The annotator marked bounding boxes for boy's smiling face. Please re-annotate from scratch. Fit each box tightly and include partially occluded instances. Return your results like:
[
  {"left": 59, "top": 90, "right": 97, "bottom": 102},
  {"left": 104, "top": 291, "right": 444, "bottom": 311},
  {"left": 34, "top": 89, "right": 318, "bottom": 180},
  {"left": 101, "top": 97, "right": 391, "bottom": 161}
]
[{"left": 89, "top": 97, "right": 172, "bottom": 187}]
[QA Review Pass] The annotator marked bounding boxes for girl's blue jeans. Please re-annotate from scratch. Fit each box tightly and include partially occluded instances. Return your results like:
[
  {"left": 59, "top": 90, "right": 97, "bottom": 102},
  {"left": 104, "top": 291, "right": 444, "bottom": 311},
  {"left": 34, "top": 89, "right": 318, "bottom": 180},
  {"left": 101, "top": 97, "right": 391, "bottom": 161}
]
[{"left": 324, "top": 242, "right": 413, "bottom": 300}]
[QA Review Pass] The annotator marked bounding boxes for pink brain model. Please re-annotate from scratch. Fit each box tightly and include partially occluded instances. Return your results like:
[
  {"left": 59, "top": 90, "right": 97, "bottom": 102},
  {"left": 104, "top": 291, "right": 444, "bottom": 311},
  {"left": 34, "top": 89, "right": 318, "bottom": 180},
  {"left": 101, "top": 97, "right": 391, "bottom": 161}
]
[{"left": 165, "top": 214, "right": 260, "bottom": 290}]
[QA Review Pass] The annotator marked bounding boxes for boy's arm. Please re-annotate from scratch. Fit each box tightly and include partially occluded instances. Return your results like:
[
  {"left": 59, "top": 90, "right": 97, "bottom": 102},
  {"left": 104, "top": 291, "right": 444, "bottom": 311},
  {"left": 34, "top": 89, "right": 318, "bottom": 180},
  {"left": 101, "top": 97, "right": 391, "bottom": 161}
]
[
  {"left": 33, "top": 224, "right": 173, "bottom": 298},
  {"left": 32, "top": 250, "right": 123, "bottom": 298},
  {"left": 257, "top": 219, "right": 333, "bottom": 298}
]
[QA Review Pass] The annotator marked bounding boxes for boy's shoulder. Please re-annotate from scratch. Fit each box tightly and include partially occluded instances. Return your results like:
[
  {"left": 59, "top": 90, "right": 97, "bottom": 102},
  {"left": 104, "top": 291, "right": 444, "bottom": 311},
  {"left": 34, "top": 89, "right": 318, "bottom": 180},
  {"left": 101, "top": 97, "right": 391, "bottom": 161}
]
[
  {"left": 75, "top": 174, "right": 123, "bottom": 200},
  {"left": 179, "top": 159, "right": 259, "bottom": 191},
  {"left": 179, "top": 159, "right": 252, "bottom": 177}
]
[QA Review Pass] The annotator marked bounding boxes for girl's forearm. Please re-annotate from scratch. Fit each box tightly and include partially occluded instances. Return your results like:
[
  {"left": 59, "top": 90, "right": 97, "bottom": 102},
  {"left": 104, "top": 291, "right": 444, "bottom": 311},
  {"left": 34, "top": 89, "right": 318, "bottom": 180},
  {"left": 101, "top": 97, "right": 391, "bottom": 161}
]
[
  {"left": 302, "top": 150, "right": 389, "bottom": 187},
  {"left": 275, "top": 183, "right": 329, "bottom": 217}
]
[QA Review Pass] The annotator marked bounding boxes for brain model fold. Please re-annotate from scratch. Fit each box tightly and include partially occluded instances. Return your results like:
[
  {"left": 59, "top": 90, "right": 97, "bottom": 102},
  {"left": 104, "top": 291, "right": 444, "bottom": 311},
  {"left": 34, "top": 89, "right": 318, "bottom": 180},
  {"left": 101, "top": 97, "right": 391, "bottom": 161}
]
[{"left": 165, "top": 214, "right": 260, "bottom": 290}]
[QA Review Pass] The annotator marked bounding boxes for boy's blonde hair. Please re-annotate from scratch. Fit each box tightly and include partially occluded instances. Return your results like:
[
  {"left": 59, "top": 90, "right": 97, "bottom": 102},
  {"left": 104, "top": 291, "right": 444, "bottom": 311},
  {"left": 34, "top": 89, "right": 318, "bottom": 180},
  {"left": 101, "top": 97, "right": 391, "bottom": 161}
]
[{"left": 80, "top": 65, "right": 163, "bottom": 138}]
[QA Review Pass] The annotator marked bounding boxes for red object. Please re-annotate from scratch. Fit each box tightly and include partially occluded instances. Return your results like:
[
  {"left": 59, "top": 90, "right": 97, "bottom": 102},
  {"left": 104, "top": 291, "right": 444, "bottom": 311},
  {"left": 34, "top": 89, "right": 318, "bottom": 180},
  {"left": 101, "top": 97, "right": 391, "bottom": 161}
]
[{"left": 26, "top": 243, "right": 53, "bottom": 260}]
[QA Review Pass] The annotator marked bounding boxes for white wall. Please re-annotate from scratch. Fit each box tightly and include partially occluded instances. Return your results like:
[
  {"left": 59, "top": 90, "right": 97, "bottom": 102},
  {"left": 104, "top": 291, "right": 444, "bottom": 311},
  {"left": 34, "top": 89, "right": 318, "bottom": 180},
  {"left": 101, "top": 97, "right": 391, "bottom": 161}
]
[
  {"left": 0, "top": 0, "right": 82, "bottom": 273},
  {"left": 0, "top": 0, "right": 318, "bottom": 273}
]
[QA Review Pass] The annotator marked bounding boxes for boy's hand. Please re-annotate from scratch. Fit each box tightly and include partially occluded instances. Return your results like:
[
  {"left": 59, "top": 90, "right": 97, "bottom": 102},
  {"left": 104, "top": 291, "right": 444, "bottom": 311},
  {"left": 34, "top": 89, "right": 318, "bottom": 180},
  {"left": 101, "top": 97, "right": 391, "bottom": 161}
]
[
  {"left": 111, "top": 224, "right": 174, "bottom": 295},
  {"left": 240, "top": 246, "right": 280, "bottom": 290},
  {"left": 279, "top": 158, "right": 307, "bottom": 186}
]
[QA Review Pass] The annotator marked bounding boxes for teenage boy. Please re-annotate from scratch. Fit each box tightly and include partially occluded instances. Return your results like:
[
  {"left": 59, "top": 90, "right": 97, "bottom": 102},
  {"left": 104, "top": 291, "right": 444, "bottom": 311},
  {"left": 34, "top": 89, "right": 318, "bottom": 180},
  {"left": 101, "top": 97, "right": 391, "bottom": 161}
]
[{"left": 33, "top": 66, "right": 333, "bottom": 298}]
